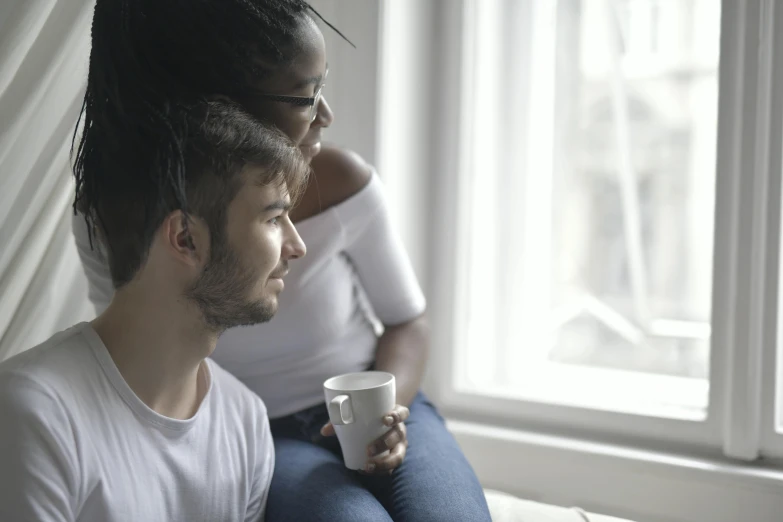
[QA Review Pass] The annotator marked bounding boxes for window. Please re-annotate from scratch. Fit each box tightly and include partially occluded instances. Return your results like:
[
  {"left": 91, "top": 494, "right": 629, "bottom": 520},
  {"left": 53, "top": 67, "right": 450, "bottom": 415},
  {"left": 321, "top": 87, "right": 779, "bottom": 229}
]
[
  {"left": 433, "top": 0, "right": 783, "bottom": 458},
  {"left": 457, "top": 0, "right": 719, "bottom": 419}
]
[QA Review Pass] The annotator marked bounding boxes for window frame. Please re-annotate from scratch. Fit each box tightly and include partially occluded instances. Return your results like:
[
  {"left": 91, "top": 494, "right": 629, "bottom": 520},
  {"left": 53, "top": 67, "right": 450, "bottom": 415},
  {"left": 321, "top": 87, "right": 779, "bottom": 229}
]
[{"left": 425, "top": 0, "right": 783, "bottom": 460}]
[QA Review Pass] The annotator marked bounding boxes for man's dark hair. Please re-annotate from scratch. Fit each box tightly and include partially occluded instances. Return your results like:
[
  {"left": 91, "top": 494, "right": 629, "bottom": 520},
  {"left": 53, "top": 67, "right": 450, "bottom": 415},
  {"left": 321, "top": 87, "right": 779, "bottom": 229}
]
[
  {"left": 89, "top": 100, "right": 309, "bottom": 288},
  {"left": 72, "top": 0, "right": 347, "bottom": 287}
]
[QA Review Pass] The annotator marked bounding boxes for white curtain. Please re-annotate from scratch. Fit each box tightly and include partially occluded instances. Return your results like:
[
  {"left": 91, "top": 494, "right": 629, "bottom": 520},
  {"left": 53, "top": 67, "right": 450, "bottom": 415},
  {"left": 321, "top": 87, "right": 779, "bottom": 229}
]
[{"left": 0, "top": 0, "right": 97, "bottom": 361}]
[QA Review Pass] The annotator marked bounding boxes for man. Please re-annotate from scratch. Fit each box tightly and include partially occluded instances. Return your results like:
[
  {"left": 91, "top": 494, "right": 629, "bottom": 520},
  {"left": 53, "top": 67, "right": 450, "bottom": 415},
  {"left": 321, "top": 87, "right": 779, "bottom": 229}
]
[{"left": 0, "top": 100, "right": 308, "bottom": 520}]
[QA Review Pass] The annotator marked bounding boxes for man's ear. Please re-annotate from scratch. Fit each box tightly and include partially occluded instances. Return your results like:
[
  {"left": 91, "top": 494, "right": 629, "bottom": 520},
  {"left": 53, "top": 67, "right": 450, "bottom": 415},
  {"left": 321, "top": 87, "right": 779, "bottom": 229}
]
[{"left": 162, "top": 210, "right": 209, "bottom": 267}]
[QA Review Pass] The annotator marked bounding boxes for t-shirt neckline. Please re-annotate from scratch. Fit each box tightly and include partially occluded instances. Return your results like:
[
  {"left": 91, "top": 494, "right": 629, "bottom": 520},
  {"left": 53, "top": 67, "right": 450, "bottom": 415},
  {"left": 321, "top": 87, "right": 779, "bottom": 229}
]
[{"left": 78, "top": 322, "right": 214, "bottom": 433}]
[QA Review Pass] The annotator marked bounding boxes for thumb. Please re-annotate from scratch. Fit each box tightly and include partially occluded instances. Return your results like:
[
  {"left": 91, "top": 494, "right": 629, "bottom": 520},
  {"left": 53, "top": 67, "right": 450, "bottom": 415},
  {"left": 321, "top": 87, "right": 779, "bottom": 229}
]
[{"left": 320, "top": 422, "right": 336, "bottom": 437}]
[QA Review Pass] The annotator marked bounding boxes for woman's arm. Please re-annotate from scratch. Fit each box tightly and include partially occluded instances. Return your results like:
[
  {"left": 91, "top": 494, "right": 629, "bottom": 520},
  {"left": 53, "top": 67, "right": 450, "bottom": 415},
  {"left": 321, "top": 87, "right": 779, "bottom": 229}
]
[{"left": 374, "top": 313, "right": 429, "bottom": 407}]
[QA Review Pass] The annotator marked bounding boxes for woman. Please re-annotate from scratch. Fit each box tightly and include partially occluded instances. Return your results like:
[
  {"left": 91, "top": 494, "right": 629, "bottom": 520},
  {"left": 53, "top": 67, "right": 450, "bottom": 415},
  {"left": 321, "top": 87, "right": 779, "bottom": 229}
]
[{"left": 73, "top": 1, "right": 492, "bottom": 520}]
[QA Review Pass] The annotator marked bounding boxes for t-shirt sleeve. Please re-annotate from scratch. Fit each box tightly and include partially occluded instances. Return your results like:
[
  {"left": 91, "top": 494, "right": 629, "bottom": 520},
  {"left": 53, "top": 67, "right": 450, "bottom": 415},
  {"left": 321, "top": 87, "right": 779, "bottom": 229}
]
[
  {"left": 338, "top": 173, "right": 427, "bottom": 326},
  {"left": 71, "top": 212, "right": 114, "bottom": 314},
  {"left": 244, "top": 403, "right": 274, "bottom": 522},
  {"left": 0, "top": 376, "right": 79, "bottom": 522}
]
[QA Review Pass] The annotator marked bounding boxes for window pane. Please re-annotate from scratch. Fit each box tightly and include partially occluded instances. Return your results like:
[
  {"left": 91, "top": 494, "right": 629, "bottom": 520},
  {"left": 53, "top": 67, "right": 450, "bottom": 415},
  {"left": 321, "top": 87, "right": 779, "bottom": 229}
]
[{"left": 456, "top": 0, "right": 720, "bottom": 418}]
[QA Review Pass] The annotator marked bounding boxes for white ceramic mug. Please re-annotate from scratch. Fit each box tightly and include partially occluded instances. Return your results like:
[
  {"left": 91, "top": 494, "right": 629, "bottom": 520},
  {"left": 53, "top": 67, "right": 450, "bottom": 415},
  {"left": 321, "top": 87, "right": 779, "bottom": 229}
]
[{"left": 323, "top": 371, "right": 396, "bottom": 470}]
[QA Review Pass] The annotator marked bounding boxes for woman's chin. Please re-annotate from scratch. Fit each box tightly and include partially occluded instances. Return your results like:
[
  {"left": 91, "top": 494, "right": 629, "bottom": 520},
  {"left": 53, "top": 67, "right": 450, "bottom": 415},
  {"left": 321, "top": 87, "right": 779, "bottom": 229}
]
[{"left": 300, "top": 142, "right": 321, "bottom": 160}]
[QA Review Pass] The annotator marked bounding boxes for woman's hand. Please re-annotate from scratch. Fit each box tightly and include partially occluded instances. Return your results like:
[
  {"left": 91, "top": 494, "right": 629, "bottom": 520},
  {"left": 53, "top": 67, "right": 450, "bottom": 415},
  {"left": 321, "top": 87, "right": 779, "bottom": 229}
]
[{"left": 320, "top": 404, "right": 410, "bottom": 475}]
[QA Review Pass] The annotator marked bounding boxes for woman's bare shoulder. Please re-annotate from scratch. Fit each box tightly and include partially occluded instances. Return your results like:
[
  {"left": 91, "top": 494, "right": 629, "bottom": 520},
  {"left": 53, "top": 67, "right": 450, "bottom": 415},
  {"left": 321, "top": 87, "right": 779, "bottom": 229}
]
[{"left": 309, "top": 145, "right": 373, "bottom": 207}]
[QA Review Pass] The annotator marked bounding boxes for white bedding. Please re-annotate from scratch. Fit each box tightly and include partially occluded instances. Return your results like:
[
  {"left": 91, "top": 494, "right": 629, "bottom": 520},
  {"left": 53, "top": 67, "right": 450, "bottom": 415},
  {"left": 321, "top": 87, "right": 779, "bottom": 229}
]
[{"left": 485, "top": 489, "right": 635, "bottom": 522}]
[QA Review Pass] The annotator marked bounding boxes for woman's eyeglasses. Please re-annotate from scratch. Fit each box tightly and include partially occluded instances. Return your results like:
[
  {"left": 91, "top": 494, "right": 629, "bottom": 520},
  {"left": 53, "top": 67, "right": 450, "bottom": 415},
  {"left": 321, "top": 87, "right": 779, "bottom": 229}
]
[{"left": 255, "top": 68, "right": 328, "bottom": 123}]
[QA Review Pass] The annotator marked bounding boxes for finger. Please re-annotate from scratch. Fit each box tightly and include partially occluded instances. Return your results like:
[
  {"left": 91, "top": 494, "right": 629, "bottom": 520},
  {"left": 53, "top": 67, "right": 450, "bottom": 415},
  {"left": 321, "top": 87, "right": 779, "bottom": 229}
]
[
  {"left": 366, "top": 440, "right": 407, "bottom": 474},
  {"left": 368, "top": 425, "right": 405, "bottom": 457},
  {"left": 395, "top": 405, "right": 410, "bottom": 423},
  {"left": 320, "top": 422, "right": 335, "bottom": 437},
  {"left": 383, "top": 405, "right": 411, "bottom": 426}
]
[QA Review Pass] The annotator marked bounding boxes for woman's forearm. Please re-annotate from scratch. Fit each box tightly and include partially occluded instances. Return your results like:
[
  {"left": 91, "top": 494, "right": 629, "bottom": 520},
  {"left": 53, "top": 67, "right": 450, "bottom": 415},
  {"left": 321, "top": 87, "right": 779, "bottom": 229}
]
[{"left": 373, "top": 313, "right": 430, "bottom": 406}]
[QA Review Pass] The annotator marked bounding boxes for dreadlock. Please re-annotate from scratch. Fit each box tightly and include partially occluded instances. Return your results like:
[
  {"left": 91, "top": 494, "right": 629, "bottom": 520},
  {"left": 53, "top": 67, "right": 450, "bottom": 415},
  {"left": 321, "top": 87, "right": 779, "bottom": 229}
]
[{"left": 72, "top": 0, "right": 350, "bottom": 288}]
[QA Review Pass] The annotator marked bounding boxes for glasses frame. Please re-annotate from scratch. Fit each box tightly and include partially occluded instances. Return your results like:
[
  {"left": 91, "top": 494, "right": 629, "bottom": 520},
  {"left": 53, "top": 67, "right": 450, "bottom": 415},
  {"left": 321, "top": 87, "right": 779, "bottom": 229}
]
[{"left": 255, "top": 68, "right": 328, "bottom": 122}]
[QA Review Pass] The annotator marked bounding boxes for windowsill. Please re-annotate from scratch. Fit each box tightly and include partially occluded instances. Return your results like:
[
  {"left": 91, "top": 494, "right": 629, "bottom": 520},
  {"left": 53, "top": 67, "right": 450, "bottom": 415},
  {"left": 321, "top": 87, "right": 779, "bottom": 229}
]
[{"left": 448, "top": 419, "right": 783, "bottom": 522}]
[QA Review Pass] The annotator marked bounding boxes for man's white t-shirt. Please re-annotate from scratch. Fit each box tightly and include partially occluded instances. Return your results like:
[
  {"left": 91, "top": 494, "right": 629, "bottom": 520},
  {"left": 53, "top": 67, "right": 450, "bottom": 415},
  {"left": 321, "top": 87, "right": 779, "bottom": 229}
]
[{"left": 0, "top": 323, "right": 274, "bottom": 522}]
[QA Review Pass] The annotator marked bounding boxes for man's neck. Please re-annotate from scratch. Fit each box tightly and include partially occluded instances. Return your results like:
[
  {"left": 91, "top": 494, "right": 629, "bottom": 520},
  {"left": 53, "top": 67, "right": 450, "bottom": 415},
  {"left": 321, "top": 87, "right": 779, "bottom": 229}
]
[{"left": 91, "top": 282, "right": 218, "bottom": 420}]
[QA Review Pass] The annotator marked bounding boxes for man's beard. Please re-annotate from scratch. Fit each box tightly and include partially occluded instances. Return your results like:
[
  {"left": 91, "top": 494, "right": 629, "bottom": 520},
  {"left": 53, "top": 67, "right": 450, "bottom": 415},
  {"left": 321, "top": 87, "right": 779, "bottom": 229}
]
[{"left": 185, "top": 237, "right": 276, "bottom": 333}]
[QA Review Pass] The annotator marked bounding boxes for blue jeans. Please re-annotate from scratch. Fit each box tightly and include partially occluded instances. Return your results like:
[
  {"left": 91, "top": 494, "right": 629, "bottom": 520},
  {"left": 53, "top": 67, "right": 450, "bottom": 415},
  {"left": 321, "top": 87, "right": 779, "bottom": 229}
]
[{"left": 266, "top": 392, "right": 491, "bottom": 522}]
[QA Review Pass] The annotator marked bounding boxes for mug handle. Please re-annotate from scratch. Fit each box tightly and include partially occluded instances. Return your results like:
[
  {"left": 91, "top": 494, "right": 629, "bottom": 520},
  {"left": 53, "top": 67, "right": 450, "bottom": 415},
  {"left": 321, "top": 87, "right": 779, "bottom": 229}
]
[{"left": 328, "top": 395, "right": 354, "bottom": 425}]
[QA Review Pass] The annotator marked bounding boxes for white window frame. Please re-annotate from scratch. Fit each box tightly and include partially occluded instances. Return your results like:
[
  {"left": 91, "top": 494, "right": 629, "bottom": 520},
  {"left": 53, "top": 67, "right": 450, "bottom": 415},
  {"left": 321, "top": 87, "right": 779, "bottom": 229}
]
[{"left": 424, "top": 0, "right": 783, "bottom": 462}]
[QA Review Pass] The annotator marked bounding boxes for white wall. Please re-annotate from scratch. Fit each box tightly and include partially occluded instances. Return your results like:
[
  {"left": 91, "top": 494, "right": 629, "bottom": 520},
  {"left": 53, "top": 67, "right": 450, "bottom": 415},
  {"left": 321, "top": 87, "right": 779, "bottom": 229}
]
[{"left": 306, "top": 0, "right": 381, "bottom": 166}]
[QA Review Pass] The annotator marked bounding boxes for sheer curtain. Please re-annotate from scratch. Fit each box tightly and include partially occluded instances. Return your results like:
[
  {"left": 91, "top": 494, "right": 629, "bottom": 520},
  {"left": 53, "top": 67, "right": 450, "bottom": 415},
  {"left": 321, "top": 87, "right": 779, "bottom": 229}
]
[{"left": 0, "top": 0, "right": 96, "bottom": 361}]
